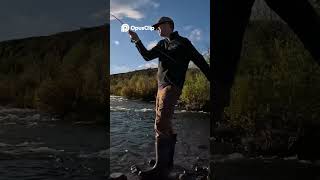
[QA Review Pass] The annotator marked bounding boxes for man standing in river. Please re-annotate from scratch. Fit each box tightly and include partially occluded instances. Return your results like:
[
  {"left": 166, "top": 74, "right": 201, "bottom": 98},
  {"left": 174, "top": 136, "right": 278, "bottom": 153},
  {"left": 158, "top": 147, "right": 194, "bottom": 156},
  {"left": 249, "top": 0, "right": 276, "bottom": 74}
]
[{"left": 128, "top": 16, "right": 210, "bottom": 180}]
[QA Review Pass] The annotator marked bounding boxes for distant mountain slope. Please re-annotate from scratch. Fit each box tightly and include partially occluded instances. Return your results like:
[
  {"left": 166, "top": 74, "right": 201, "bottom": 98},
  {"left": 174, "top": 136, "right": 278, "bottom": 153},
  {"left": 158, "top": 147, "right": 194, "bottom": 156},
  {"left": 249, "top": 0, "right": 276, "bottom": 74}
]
[{"left": 0, "top": 25, "right": 109, "bottom": 121}]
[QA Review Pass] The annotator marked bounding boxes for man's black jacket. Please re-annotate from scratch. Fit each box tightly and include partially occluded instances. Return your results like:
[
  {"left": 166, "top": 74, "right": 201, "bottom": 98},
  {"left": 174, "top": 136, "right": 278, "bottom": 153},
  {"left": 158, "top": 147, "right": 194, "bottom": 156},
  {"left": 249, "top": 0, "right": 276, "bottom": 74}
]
[{"left": 135, "top": 31, "right": 210, "bottom": 90}]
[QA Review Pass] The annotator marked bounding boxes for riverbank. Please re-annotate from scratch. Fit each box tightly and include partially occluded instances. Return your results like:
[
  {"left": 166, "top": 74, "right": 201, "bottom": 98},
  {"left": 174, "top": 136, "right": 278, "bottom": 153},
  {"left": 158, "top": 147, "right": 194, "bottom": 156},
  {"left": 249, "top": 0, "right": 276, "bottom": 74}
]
[
  {"left": 110, "top": 68, "right": 210, "bottom": 112},
  {"left": 213, "top": 156, "right": 320, "bottom": 180}
]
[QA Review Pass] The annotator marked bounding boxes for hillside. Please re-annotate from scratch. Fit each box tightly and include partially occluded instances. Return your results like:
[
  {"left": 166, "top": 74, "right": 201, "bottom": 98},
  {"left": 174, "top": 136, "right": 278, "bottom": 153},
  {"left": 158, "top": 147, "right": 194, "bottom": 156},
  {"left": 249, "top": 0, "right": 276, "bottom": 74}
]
[{"left": 0, "top": 25, "right": 109, "bottom": 121}]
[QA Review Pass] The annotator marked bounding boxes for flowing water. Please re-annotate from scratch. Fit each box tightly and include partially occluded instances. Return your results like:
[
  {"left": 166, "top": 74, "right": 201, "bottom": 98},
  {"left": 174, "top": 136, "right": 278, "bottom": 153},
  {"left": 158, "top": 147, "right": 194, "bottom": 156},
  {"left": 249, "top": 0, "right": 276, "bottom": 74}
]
[
  {"left": 0, "top": 107, "right": 107, "bottom": 180},
  {"left": 110, "top": 95, "right": 210, "bottom": 174},
  {"left": 110, "top": 96, "right": 320, "bottom": 180},
  {"left": 3, "top": 96, "right": 319, "bottom": 180}
]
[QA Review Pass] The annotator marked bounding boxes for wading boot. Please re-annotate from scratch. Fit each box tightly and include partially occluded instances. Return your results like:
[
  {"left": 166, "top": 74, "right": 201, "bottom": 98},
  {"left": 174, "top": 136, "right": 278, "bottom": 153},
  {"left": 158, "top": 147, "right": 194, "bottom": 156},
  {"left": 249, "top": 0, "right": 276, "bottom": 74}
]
[{"left": 138, "top": 134, "right": 176, "bottom": 180}]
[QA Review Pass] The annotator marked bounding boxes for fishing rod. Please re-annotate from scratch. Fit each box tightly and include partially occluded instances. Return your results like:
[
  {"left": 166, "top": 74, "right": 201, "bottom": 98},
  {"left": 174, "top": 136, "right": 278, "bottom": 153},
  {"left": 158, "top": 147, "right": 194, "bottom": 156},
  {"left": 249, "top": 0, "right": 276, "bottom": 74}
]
[
  {"left": 110, "top": 13, "right": 185, "bottom": 66},
  {"left": 111, "top": 13, "right": 126, "bottom": 25}
]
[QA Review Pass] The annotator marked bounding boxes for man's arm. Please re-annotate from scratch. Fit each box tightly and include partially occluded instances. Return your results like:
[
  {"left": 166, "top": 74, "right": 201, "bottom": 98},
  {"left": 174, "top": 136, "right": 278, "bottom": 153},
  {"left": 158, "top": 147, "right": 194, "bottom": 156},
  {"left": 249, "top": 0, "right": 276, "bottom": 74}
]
[
  {"left": 135, "top": 40, "right": 161, "bottom": 61},
  {"left": 128, "top": 30, "right": 161, "bottom": 61},
  {"left": 186, "top": 39, "right": 210, "bottom": 81}
]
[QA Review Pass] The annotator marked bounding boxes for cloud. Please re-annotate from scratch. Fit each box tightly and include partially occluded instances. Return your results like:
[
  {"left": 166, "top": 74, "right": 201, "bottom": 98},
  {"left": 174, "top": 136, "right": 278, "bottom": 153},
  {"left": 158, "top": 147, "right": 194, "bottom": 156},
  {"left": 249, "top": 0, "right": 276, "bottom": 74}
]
[
  {"left": 114, "top": 40, "right": 120, "bottom": 45},
  {"left": 188, "top": 28, "right": 202, "bottom": 42},
  {"left": 138, "top": 62, "right": 158, "bottom": 69},
  {"left": 202, "top": 49, "right": 210, "bottom": 56},
  {"left": 110, "top": 0, "right": 159, "bottom": 20},
  {"left": 110, "top": 5, "right": 144, "bottom": 20},
  {"left": 146, "top": 40, "right": 158, "bottom": 49},
  {"left": 111, "top": 65, "right": 132, "bottom": 74}
]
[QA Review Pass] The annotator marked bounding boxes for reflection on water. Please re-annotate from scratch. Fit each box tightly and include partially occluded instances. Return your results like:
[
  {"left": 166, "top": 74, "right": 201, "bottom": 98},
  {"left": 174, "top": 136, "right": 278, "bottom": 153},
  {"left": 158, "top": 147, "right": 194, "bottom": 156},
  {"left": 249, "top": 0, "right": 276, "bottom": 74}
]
[{"left": 110, "top": 95, "right": 210, "bottom": 173}]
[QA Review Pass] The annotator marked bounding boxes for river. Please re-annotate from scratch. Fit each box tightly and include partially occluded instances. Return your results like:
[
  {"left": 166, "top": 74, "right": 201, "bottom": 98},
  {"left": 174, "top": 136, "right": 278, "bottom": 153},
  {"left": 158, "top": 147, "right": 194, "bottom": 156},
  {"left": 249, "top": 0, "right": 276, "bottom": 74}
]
[
  {"left": 3, "top": 96, "right": 319, "bottom": 179},
  {"left": 110, "top": 95, "right": 210, "bottom": 175},
  {"left": 110, "top": 96, "right": 320, "bottom": 180},
  {"left": 0, "top": 107, "right": 107, "bottom": 180}
]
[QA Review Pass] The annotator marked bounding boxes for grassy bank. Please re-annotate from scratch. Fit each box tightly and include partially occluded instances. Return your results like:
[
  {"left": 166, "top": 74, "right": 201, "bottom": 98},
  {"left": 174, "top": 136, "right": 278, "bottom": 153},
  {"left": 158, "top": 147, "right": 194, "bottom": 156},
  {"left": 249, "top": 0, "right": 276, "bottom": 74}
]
[
  {"left": 110, "top": 68, "right": 210, "bottom": 111},
  {"left": 225, "top": 20, "right": 320, "bottom": 133},
  {"left": 0, "top": 25, "right": 108, "bottom": 122},
  {"left": 110, "top": 69, "right": 158, "bottom": 101}
]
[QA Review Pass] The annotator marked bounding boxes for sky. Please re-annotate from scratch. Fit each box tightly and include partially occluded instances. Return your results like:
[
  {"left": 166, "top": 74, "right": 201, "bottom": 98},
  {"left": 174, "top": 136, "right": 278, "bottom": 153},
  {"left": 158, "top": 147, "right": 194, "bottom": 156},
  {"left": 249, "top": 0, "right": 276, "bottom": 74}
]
[
  {"left": 0, "top": 0, "right": 107, "bottom": 42},
  {"left": 0, "top": 0, "right": 210, "bottom": 75},
  {"left": 110, "top": 0, "right": 210, "bottom": 74}
]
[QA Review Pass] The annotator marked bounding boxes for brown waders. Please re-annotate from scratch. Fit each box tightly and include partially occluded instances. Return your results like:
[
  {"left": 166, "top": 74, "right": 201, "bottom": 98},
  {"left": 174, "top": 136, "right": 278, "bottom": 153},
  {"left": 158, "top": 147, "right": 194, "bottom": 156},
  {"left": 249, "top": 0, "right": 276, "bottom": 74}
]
[{"left": 138, "top": 85, "right": 181, "bottom": 180}]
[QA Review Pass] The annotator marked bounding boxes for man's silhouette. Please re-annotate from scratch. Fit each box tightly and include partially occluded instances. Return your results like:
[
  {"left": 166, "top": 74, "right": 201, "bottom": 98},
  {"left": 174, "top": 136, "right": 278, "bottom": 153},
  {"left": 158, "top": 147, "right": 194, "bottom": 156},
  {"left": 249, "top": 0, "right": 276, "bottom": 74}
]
[{"left": 129, "top": 16, "right": 210, "bottom": 180}]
